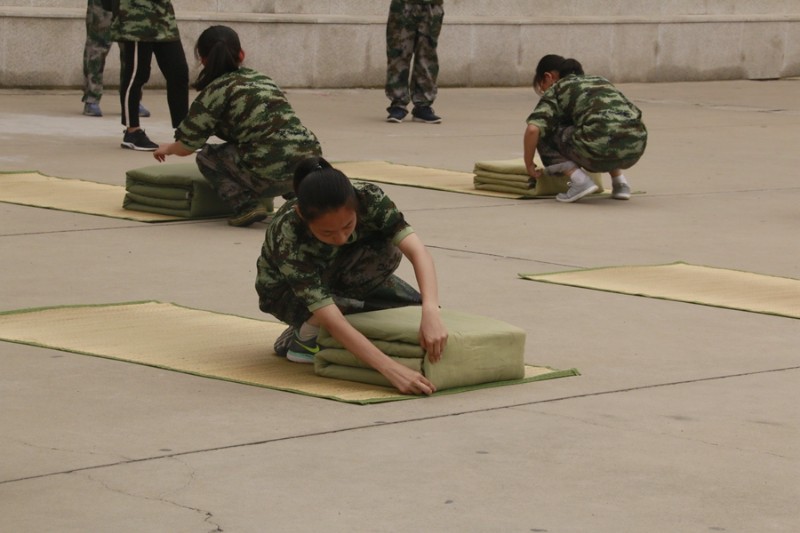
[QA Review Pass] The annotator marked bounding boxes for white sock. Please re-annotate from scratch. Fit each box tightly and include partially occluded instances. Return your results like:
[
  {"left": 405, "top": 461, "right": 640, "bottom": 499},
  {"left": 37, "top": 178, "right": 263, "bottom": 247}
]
[
  {"left": 569, "top": 168, "right": 591, "bottom": 186},
  {"left": 611, "top": 174, "right": 628, "bottom": 186},
  {"left": 298, "top": 322, "right": 320, "bottom": 341}
]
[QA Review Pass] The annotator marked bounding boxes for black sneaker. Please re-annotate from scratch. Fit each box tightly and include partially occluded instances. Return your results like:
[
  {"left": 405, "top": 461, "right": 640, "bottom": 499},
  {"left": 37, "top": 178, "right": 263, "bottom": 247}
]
[
  {"left": 411, "top": 106, "right": 442, "bottom": 124},
  {"left": 121, "top": 129, "right": 158, "bottom": 151},
  {"left": 287, "top": 332, "right": 320, "bottom": 364},
  {"left": 273, "top": 326, "right": 295, "bottom": 357},
  {"left": 386, "top": 106, "right": 408, "bottom": 123}
]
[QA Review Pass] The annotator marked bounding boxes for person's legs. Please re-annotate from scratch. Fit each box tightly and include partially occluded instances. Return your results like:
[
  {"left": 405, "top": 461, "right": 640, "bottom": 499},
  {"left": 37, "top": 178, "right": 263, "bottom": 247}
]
[
  {"left": 385, "top": 0, "right": 415, "bottom": 116},
  {"left": 152, "top": 40, "right": 189, "bottom": 127},
  {"left": 409, "top": 2, "right": 443, "bottom": 109},
  {"left": 82, "top": 0, "right": 112, "bottom": 113},
  {"left": 119, "top": 41, "right": 153, "bottom": 130},
  {"left": 327, "top": 238, "right": 420, "bottom": 306}
]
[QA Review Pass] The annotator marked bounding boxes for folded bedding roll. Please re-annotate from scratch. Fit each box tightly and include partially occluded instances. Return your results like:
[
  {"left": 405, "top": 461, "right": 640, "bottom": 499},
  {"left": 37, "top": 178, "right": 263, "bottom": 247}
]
[
  {"left": 315, "top": 306, "right": 526, "bottom": 390},
  {"left": 123, "top": 163, "right": 234, "bottom": 218},
  {"left": 473, "top": 158, "right": 604, "bottom": 197}
]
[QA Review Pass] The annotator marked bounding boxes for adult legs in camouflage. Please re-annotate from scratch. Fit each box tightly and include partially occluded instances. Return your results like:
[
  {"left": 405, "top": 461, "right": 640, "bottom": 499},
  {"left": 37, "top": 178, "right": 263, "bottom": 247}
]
[{"left": 384, "top": 0, "right": 444, "bottom": 119}]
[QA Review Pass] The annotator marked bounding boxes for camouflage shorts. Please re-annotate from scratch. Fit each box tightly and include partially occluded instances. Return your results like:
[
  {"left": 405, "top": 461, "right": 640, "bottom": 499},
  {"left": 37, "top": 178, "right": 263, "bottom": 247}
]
[{"left": 539, "top": 125, "right": 645, "bottom": 173}]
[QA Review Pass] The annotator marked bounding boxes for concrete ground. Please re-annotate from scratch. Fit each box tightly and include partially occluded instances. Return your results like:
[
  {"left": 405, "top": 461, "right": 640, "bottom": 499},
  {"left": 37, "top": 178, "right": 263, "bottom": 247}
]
[{"left": 1, "top": 80, "right": 798, "bottom": 532}]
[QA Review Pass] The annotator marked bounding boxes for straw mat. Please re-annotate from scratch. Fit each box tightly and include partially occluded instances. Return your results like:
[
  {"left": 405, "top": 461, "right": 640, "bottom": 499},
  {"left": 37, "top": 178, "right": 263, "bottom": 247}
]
[
  {"left": 0, "top": 171, "right": 181, "bottom": 222},
  {"left": 0, "top": 301, "right": 578, "bottom": 404},
  {"left": 335, "top": 160, "right": 523, "bottom": 198},
  {"left": 520, "top": 262, "right": 800, "bottom": 319}
]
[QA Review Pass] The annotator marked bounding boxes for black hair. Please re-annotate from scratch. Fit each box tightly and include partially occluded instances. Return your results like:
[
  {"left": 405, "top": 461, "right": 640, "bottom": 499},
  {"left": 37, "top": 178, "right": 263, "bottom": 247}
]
[
  {"left": 193, "top": 25, "right": 242, "bottom": 91},
  {"left": 293, "top": 156, "right": 358, "bottom": 222},
  {"left": 532, "top": 54, "right": 584, "bottom": 89}
]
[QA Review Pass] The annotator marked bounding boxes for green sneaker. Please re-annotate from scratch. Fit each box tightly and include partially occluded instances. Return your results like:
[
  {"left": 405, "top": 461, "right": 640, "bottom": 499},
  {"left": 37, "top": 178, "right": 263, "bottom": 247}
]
[
  {"left": 287, "top": 333, "right": 320, "bottom": 364},
  {"left": 228, "top": 203, "right": 269, "bottom": 227}
]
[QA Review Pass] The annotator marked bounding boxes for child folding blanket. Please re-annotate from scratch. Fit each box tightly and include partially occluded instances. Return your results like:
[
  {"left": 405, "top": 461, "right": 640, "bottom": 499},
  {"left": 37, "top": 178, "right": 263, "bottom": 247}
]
[
  {"left": 314, "top": 306, "right": 526, "bottom": 390},
  {"left": 123, "top": 163, "right": 236, "bottom": 218},
  {"left": 473, "top": 158, "right": 603, "bottom": 197}
]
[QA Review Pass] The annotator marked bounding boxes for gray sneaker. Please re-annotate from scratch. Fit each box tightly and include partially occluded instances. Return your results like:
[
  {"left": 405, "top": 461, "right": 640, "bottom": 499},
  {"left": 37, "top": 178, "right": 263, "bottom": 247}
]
[
  {"left": 273, "top": 326, "right": 295, "bottom": 357},
  {"left": 556, "top": 180, "right": 599, "bottom": 203},
  {"left": 611, "top": 183, "right": 631, "bottom": 200}
]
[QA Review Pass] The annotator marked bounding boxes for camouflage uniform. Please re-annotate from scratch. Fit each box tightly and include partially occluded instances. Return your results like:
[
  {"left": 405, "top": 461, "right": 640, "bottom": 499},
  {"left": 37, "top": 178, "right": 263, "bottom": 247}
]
[
  {"left": 82, "top": 0, "right": 112, "bottom": 105},
  {"left": 526, "top": 74, "right": 648, "bottom": 173},
  {"left": 256, "top": 181, "right": 421, "bottom": 328},
  {"left": 175, "top": 67, "right": 322, "bottom": 210},
  {"left": 385, "top": 0, "right": 444, "bottom": 109},
  {"left": 109, "top": 0, "right": 188, "bottom": 128}
]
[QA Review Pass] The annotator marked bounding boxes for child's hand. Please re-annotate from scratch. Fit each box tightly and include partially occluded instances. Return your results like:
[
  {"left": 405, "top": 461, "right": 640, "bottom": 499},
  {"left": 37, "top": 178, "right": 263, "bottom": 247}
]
[{"left": 153, "top": 145, "right": 168, "bottom": 162}]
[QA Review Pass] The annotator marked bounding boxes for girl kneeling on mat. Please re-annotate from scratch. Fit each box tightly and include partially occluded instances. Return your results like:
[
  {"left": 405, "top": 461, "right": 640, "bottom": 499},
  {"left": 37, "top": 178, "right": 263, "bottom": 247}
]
[
  {"left": 523, "top": 54, "right": 648, "bottom": 203},
  {"left": 255, "top": 157, "right": 448, "bottom": 395},
  {"left": 154, "top": 25, "right": 321, "bottom": 227}
]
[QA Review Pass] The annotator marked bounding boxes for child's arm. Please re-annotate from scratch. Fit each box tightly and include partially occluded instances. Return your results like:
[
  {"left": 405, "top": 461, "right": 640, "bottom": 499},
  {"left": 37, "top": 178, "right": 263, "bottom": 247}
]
[
  {"left": 523, "top": 124, "right": 543, "bottom": 178},
  {"left": 397, "top": 233, "right": 448, "bottom": 362},
  {"left": 314, "top": 304, "right": 437, "bottom": 395},
  {"left": 153, "top": 141, "right": 194, "bottom": 162}
]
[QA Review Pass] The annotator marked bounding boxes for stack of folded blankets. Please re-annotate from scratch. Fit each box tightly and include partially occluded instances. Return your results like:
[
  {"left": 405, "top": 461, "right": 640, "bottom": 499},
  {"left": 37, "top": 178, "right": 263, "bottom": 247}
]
[
  {"left": 473, "top": 158, "right": 603, "bottom": 197},
  {"left": 315, "top": 306, "right": 526, "bottom": 391},
  {"left": 123, "top": 163, "right": 238, "bottom": 218}
]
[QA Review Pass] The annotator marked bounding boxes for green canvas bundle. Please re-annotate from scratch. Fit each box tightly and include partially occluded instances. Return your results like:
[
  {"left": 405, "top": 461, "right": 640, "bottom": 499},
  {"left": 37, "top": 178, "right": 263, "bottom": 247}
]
[
  {"left": 473, "top": 158, "right": 603, "bottom": 197},
  {"left": 315, "top": 306, "right": 526, "bottom": 390},
  {"left": 123, "top": 163, "right": 234, "bottom": 218}
]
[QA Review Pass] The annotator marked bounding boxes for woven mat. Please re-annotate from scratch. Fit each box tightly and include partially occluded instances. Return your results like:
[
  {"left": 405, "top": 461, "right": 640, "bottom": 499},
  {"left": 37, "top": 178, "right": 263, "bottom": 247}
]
[
  {"left": 0, "top": 171, "right": 182, "bottom": 222},
  {"left": 0, "top": 301, "right": 578, "bottom": 404},
  {"left": 520, "top": 262, "right": 800, "bottom": 319},
  {"left": 334, "top": 160, "right": 524, "bottom": 198}
]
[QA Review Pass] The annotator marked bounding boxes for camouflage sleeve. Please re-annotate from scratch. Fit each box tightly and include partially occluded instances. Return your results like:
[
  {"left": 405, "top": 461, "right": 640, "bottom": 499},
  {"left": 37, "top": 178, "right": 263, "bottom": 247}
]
[
  {"left": 525, "top": 93, "right": 561, "bottom": 139},
  {"left": 173, "top": 83, "right": 227, "bottom": 150},
  {"left": 353, "top": 181, "right": 411, "bottom": 242}
]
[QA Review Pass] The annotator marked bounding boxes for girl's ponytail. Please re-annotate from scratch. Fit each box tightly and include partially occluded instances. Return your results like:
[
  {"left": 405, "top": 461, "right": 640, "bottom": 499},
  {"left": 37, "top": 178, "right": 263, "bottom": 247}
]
[
  {"left": 293, "top": 157, "right": 357, "bottom": 222},
  {"left": 193, "top": 25, "right": 243, "bottom": 90}
]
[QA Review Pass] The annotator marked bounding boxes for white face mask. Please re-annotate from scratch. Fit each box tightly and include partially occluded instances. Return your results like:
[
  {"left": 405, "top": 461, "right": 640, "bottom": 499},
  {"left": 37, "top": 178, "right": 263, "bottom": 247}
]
[{"left": 534, "top": 83, "right": 544, "bottom": 97}]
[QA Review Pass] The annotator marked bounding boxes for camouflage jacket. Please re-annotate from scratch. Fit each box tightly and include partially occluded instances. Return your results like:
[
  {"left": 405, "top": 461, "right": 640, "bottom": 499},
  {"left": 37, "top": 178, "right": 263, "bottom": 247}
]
[
  {"left": 175, "top": 67, "right": 318, "bottom": 176},
  {"left": 526, "top": 74, "right": 647, "bottom": 161},
  {"left": 109, "top": 0, "right": 180, "bottom": 42},
  {"left": 256, "top": 182, "right": 414, "bottom": 312}
]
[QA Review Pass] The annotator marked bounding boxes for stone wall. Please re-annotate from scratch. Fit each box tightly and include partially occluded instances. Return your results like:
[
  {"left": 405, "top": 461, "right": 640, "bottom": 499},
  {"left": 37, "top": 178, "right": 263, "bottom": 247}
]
[{"left": 1, "top": 1, "right": 799, "bottom": 88}]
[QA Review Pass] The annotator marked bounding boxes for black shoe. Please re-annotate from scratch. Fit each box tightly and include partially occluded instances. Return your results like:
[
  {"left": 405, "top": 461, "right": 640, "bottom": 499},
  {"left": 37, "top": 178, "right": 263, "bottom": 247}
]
[
  {"left": 411, "top": 106, "right": 441, "bottom": 124},
  {"left": 386, "top": 106, "right": 408, "bottom": 123},
  {"left": 273, "top": 326, "right": 295, "bottom": 357},
  {"left": 121, "top": 129, "right": 158, "bottom": 151}
]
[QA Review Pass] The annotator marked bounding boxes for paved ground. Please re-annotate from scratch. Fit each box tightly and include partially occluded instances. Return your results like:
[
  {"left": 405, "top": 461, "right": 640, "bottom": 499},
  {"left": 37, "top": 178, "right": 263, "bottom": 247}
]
[{"left": 1, "top": 80, "right": 798, "bottom": 532}]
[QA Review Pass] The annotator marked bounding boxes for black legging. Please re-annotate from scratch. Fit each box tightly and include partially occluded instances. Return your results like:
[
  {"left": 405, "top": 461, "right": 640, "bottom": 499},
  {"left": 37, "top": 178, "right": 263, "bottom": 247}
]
[{"left": 119, "top": 40, "right": 188, "bottom": 128}]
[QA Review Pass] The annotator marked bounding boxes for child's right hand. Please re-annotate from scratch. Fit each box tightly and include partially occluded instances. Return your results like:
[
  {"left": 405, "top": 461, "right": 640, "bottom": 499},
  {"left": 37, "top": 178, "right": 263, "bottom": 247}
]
[{"left": 383, "top": 361, "right": 436, "bottom": 395}]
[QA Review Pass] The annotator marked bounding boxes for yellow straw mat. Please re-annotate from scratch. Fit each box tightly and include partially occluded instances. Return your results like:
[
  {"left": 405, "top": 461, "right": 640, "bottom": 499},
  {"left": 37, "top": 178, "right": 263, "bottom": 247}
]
[
  {"left": 0, "top": 171, "right": 180, "bottom": 222},
  {"left": 335, "top": 160, "right": 520, "bottom": 198},
  {"left": 521, "top": 263, "right": 800, "bottom": 319},
  {"left": 0, "top": 301, "right": 575, "bottom": 404}
]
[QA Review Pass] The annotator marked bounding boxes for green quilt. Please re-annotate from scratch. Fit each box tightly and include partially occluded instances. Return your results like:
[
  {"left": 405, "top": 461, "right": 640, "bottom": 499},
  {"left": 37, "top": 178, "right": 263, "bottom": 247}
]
[
  {"left": 123, "top": 163, "right": 235, "bottom": 218},
  {"left": 315, "top": 306, "right": 526, "bottom": 390},
  {"left": 473, "top": 158, "right": 603, "bottom": 197}
]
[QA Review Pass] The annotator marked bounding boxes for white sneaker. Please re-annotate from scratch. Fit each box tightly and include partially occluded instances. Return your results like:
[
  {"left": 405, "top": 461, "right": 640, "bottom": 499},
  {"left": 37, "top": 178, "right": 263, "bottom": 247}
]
[
  {"left": 611, "top": 183, "right": 632, "bottom": 200},
  {"left": 556, "top": 181, "right": 599, "bottom": 203}
]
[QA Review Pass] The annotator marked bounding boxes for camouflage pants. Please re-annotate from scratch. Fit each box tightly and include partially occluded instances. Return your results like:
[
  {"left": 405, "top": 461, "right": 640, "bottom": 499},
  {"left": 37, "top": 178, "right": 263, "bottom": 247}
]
[
  {"left": 196, "top": 141, "right": 322, "bottom": 211},
  {"left": 385, "top": 0, "right": 444, "bottom": 108},
  {"left": 258, "top": 238, "right": 422, "bottom": 328},
  {"left": 538, "top": 125, "right": 645, "bottom": 173},
  {"left": 82, "top": 0, "right": 112, "bottom": 104}
]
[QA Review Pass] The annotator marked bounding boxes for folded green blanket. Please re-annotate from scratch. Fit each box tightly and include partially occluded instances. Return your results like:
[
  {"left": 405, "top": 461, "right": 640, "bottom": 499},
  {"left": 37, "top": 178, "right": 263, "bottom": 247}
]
[
  {"left": 473, "top": 158, "right": 604, "bottom": 197},
  {"left": 123, "top": 163, "right": 234, "bottom": 218},
  {"left": 315, "top": 306, "right": 526, "bottom": 390}
]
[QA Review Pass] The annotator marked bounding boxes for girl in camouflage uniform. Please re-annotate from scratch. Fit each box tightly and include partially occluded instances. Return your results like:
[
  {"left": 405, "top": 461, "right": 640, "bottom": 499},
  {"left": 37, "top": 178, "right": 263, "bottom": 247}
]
[
  {"left": 256, "top": 157, "right": 448, "bottom": 395},
  {"left": 154, "top": 26, "right": 321, "bottom": 227},
  {"left": 523, "top": 55, "right": 648, "bottom": 203}
]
